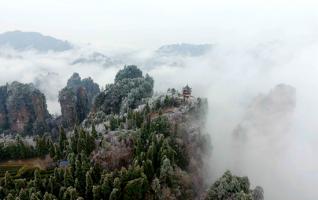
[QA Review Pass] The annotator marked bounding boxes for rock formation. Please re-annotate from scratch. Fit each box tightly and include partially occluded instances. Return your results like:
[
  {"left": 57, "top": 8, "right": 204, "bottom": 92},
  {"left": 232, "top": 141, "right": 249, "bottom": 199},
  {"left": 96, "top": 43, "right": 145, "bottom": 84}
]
[
  {"left": 59, "top": 73, "right": 100, "bottom": 128},
  {"left": 0, "top": 82, "right": 51, "bottom": 135},
  {"left": 233, "top": 84, "right": 296, "bottom": 139}
]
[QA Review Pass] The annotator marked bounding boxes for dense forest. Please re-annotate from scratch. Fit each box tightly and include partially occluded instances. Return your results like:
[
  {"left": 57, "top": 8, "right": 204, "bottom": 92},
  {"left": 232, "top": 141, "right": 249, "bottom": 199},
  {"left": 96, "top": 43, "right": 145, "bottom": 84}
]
[{"left": 0, "top": 66, "right": 263, "bottom": 200}]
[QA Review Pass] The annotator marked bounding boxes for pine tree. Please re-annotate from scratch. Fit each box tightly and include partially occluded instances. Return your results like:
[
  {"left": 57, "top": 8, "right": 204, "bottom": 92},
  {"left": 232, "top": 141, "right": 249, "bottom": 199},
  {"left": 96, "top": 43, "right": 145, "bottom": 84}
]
[
  {"left": 92, "top": 185, "right": 101, "bottom": 200},
  {"left": 6, "top": 193, "right": 14, "bottom": 200},
  {"left": 109, "top": 188, "right": 120, "bottom": 200},
  {"left": 85, "top": 170, "right": 93, "bottom": 199},
  {"left": 159, "top": 157, "right": 173, "bottom": 186},
  {"left": 30, "top": 193, "right": 40, "bottom": 200},
  {"left": 70, "top": 128, "right": 79, "bottom": 154},
  {"left": 64, "top": 168, "right": 74, "bottom": 187},
  {"left": 123, "top": 175, "right": 148, "bottom": 200},
  {"left": 63, "top": 187, "right": 78, "bottom": 200},
  {"left": 33, "top": 169, "right": 42, "bottom": 190},
  {"left": 47, "top": 176, "right": 54, "bottom": 194},
  {"left": 4, "top": 171, "right": 13, "bottom": 189},
  {"left": 43, "top": 192, "right": 54, "bottom": 200},
  {"left": 143, "top": 159, "right": 154, "bottom": 181},
  {"left": 53, "top": 143, "right": 62, "bottom": 161},
  {"left": 74, "top": 178, "right": 81, "bottom": 194},
  {"left": 91, "top": 124, "right": 98, "bottom": 139},
  {"left": 67, "top": 152, "right": 76, "bottom": 171},
  {"left": 74, "top": 160, "right": 85, "bottom": 195},
  {"left": 101, "top": 176, "right": 112, "bottom": 199},
  {"left": 151, "top": 177, "right": 161, "bottom": 200},
  {"left": 59, "top": 187, "right": 66, "bottom": 200},
  {"left": 59, "top": 127, "right": 67, "bottom": 157},
  {"left": 18, "top": 188, "right": 29, "bottom": 200},
  {"left": 48, "top": 138, "right": 55, "bottom": 159}
]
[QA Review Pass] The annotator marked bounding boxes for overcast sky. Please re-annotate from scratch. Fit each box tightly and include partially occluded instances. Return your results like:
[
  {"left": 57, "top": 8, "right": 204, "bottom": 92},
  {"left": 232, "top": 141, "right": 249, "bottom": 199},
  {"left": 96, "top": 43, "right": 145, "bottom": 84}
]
[{"left": 1, "top": 0, "right": 318, "bottom": 49}]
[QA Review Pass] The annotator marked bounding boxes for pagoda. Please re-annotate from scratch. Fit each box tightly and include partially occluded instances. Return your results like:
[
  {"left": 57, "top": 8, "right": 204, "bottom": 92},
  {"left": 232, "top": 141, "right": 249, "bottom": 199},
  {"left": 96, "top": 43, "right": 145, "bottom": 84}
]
[{"left": 182, "top": 85, "right": 192, "bottom": 99}]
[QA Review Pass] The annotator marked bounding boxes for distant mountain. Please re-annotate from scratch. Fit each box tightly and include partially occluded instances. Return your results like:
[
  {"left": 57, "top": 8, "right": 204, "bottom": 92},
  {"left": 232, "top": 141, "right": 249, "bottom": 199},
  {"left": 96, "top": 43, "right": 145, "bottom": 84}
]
[
  {"left": 138, "top": 43, "right": 213, "bottom": 69},
  {"left": 71, "top": 52, "right": 118, "bottom": 67},
  {"left": 155, "top": 43, "right": 212, "bottom": 57},
  {"left": 233, "top": 84, "right": 296, "bottom": 139},
  {"left": 0, "top": 31, "right": 73, "bottom": 52}
]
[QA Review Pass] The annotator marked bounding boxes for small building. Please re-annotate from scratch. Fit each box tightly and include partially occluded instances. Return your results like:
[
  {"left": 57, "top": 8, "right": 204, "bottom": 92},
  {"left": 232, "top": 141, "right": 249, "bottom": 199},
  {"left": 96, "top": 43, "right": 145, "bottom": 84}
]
[
  {"left": 182, "top": 85, "right": 192, "bottom": 98},
  {"left": 59, "top": 160, "right": 69, "bottom": 168}
]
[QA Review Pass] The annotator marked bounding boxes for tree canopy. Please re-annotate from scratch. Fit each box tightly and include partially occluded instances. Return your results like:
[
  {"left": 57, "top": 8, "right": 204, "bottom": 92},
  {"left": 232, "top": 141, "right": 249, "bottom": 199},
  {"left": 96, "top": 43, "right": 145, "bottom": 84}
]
[
  {"left": 94, "top": 65, "right": 154, "bottom": 114},
  {"left": 115, "top": 65, "right": 143, "bottom": 83}
]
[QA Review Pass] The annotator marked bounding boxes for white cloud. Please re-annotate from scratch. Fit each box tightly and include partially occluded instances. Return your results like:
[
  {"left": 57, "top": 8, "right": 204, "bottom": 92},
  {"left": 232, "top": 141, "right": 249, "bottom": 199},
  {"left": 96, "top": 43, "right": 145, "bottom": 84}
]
[{"left": 1, "top": 1, "right": 318, "bottom": 198}]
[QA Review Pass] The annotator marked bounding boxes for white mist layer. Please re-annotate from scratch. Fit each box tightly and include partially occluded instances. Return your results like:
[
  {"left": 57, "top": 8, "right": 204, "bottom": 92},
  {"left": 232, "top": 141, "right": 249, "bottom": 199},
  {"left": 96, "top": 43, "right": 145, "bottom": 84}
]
[
  {"left": 1, "top": 32, "right": 318, "bottom": 199},
  {"left": 0, "top": 48, "right": 120, "bottom": 115},
  {"left": 150, "top": 37, "right": 318, "bottom": 199}
]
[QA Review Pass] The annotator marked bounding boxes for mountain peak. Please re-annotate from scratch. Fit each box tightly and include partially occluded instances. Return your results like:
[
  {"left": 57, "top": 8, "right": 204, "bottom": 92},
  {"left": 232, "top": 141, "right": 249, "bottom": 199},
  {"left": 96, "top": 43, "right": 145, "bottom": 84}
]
[
  {"left": 0, "top": 30, "right": 73, "bottom": 52},
  {"left": 156, "top": 43, "right": 212, "bottom": 57}
]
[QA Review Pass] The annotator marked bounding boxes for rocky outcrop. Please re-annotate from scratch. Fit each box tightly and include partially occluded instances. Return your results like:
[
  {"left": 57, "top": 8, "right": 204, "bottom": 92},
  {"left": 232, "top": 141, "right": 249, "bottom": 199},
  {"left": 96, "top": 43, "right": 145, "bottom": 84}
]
[
  {"left": 59, "top": 73, "right": 100, "bottom": 128},
  {"left": 0, "top": 86, "right": 9, "bottom": 130},
  {"left": 0, "top": 82, "right": 51, "bottom": 135},
  {"left": 233, "top": 84, "right": 296, "bottom": 139}
]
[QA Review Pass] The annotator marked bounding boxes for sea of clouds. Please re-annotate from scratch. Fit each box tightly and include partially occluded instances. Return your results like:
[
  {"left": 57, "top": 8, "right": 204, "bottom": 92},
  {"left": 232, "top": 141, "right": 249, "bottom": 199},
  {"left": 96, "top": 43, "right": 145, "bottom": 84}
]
[{"left": 1, "top": 31, "right": 318, "bottom": 199}]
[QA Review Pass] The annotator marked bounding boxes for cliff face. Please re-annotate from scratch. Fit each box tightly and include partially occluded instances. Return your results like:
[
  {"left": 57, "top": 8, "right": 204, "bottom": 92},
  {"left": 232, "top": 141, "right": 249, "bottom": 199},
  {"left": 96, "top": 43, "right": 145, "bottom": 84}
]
[
  {"left": 59, "top": 73, "right": 100, "bottom": 127},
  {"left": 0, "top": 82, "right": 51, "bottom": 135},
  {"left": 0, "top": 86, "right": 8, "bottom": 130}
]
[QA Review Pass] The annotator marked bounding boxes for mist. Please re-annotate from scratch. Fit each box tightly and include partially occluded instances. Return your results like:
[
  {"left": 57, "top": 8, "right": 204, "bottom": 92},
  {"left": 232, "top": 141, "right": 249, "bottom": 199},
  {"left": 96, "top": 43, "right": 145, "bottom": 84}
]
[
  {"left": 148, "top": 35, "right": 318, "bottom": 199},
  {"left": 0, "top": 47, "right": 121, "bottom": 114},
  {"left": 1, "top": 29, "right": 318, "bottom": 199}
]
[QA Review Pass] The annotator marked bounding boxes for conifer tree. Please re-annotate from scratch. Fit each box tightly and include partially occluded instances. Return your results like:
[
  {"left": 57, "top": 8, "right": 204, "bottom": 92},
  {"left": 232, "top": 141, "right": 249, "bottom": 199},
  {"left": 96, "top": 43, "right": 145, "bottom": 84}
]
[
  {"left": 92, "top": 185, "right": 101, "bottom": 200},
  {"left": 6, "top": 193, "right": 14, "bottom": 200},
  {"left": 64, "top": 168, "right": 74, "bottom": 187},
  {"left": 85, "top": 170, "right": 93, "bottom": 199},
  {"left": 59, "top": 127, "right": 67, "bottom": 153},
  {"left": 109, "top": 188, "right": 120, "bottom": 200},
  {"left": 91, "top": 124, "right": 97, "bottom": 139}
]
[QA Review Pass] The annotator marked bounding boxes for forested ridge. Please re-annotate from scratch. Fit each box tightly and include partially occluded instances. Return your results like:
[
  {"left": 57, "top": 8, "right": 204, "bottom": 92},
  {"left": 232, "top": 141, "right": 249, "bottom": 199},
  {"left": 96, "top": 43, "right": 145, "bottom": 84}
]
[{"left": 0, "top": 66, "right": 263, "bottom": 200}]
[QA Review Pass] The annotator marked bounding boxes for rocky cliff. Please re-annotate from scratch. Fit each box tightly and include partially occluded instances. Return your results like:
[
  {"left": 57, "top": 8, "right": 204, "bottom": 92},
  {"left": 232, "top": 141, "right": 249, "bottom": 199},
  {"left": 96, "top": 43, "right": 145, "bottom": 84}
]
[
  {"left": 59, "top": 73, "right": 100, "bottom": 128},
  {"left": 0, "top": 81, "right": 51, "bottom": 135}
]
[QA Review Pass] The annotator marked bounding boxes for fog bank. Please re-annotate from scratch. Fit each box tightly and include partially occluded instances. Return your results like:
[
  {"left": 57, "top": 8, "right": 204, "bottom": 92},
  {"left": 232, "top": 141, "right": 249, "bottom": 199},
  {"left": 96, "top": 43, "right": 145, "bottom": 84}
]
[
  {"left": 1, "top": 31, "right": 318, "bottom": 199},
  {"left": 149, "top": 35, "right": 318, "bottom": 199}
]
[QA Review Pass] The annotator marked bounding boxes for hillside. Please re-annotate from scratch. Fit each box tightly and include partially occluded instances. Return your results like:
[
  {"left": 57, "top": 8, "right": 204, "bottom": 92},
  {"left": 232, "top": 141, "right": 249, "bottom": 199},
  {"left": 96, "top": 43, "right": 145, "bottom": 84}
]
[{"left": 0, "top": 66, "right": 263, "bottom": 200}]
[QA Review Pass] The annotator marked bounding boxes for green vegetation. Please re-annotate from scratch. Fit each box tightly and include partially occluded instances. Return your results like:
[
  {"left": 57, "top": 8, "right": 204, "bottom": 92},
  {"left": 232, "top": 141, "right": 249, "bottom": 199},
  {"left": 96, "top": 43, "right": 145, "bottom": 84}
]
[
  {"left": 115, "top": 65, "right": 143, "bottom": 83},
  {"left": 0, "top": 102, "right": 201, "bottom": 199},
  {"left": 94, "top": 65, "right": 154, "bottom": 114},
  {"left": 0, "top": 65, "right": 263, "bottom": 199},
  {"left": 206, "top": 170, "right": 263, "bottom": 200},
  {"left": 0, "top": 135, "right": 50, "bottom": 161}
]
